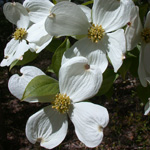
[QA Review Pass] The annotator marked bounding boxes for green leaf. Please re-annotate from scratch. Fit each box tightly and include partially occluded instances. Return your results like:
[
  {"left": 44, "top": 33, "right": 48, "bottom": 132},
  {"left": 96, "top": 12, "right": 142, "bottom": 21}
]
[
  {"left": 128, "top": 47, "right": 140, "bottom": 77},
  {"left": 22, "top": 75, "right": 59, "bottom": 101},
  {"left": 129, "top": 57, "right": 139, "bottom": 78},
  {"left": 10, "top": 50, "right": 37, "bottom": 70},
  {"left": 137, "top": 85, "right": 150, "bottom": 104},
  {"left": 118, "top": 58, "right": 132, "bottom": 79},
  {"left": 50, "top": 38, "right": 70, "bottom": 76},
  {"left": 97, "top": 68, "right": 118, "bottom": 96},
  {"left": 46, "top": 38, "right": 63, "bottom": 53},
  {"left": 47, "top": 65, "right": 55, "bottom": 73},
  {"left": 119, "top": 47, "right": 140, "bottom": 78},
  {"left": 52, "top": 0, "right": 57, "bottom": 4},
  {"left": 82, "top": 0, "right": 93, "bottom": 5},
  {"left": 127, "top": 52, "right": 137, "bottom": 58}
]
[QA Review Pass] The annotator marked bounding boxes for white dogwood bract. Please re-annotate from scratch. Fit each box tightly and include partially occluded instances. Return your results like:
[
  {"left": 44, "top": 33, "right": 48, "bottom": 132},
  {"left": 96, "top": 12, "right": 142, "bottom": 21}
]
[
  {"left": 23, "top": 0, "right": 70, "bottom": 23},
  {"left": 25, "top": 20, "right": 52, "bottom": 53},
  {"left": 125, "top": 6, "right": 143, "bottom": 51},
  {"left": 59, "top": 56, "right": 103, "bottom": 102},
  {"left": 78, "top": 5, "right": 92, "bottom": 23},
  {"left": 23, "top": 0, "right": 54, "bottom": 23},
  {"left": 62, "top": 29, "right": 126, "bottom": 73},
  {"left": 0, "top": 2, "right": 52, "bottom": 67},
  {"left": 8, "top": 66, "right": 47, "bottom": 103},
  {"left": 26, "top": 105, "right": 68, "bottom": 149},
  {"left": 45, "top": 0, "right": 134, "bottom": 72},
  {"left": 62, "top": 37, "right": 108, "bottom": 73},
  {"left": 69, "top": 102, "right": 108, "bottom": 147}
]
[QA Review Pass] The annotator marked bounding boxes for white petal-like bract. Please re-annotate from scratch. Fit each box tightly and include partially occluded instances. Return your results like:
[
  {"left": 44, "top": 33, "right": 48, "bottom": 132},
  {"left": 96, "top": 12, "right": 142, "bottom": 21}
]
[
  {"left": 107, "top": 29, "right": 126, "bottom": 72},
  {"left": 69, "top": 102, "right": 109, "bottom": 148},
  {"left": 8, "top": 66, "right": 45, "bottom": 102},
  {"left": 13, "top": 40, "right": 30, "bottom": 59},
  {"left": 0, "top": 39, "right": 30, "bottom": 67},
  {"left": 26, "top": 21, "right": 53, "bottom": 53},
  {"left": 92, "top": 0, "right": 134, "bottom": 32},
  {"left": 79, "top": 5, "right": 92, "bottom": 23},
  {"left": 23, "top": 0, "right": 54, "bottom": 23},
  {"left": 0, "top": 39, "right": 19, "bottom": 67},
  {"left": 59, "top": 56, "right": 102, "bottom": 102},
  {"left": 45, "top": 1, "right": 90, "bottom": 36},
  {"left": 3, "top": 2, "right": 29, "bottom": 29},
  {"left": 26, "top": 106, "right": 68, "bottom": 149},
  {"left": 125, "top": 6, "right": 143, "bottom": 51},
  {"left": 62, "top": 37, "right": 108, "bottom": 73}
]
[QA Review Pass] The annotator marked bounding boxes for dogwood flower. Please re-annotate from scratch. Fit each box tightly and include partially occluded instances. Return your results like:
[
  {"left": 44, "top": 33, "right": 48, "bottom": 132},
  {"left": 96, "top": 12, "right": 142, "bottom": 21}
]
[
  {"left": 0, "top": 2, "right": 52, "bottom": 67},
  {"left": 45, "top": 0, "right": 134, "bottom": 73},
  {"left": 8, "top": 56, "right": 108, "bottom": 149},
  {"left": 22, "top": 0, "right": 70, "bottom": 53}
]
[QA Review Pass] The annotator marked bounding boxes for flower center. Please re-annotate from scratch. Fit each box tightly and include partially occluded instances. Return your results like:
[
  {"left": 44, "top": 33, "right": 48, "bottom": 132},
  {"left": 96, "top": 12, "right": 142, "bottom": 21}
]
[
  {"left": 88, "top": 24, "right": 105, "bottom": 43},
  {"left": 141, "top": 28, "right": 150, "bottom": 43},
  {"left": 52, "top": 93, "right": 71, "bottom": 114},
  {"left": 13, "top": 28, "right": 27, "bottom": 40}
]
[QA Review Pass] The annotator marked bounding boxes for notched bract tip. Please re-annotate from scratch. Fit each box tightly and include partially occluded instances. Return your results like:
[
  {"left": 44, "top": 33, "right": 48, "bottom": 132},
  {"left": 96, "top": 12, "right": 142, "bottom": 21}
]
[
  {"left": 11, "top": 2, "right": 16, "bottom": 6},
  {"left": 18, "top": 55, "right": 23, "bottom": 60},
  {"left": 84, "top": 64, "right": 90, "bottom": 70},
  {"left": 49, "top": 13, "right": 55, "bottom": 18},
  {"left": 4, "top": 56, "right": 9, "bottom": 59},
  {"left": 122, "top": 54, "right": 126, "bottom": 60},
  {"left": 98, "top": 126, "right": 103, "bottom": 132}
]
